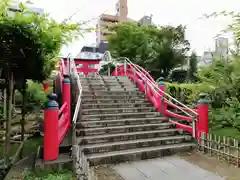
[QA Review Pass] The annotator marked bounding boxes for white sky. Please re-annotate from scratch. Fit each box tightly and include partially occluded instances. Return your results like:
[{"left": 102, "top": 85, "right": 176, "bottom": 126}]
[{"left": 31, "top": 0, "right": 239, "bottom": 57}]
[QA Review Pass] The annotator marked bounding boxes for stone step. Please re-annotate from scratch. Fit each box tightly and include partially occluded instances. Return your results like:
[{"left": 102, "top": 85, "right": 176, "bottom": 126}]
[
  {"left": 81, "top": 79, "right": 119, "bottom": 83},
  {"left": 84, "top": 82, "right": 120, "bottom": 86},
  {"left": 104, "top": 81, "right": 133, "bottom": 84},
  {"left": 77, "top": 129, "right": 180, "bottom": 145},
  {"left": 117, "top": 80, "right": 135, "bottom": 84},
  {"left": 35, "top": 153, "right": 72, "bottom": 169},
  {"left": 77, "top": 117, "right": 167, "bottom": 128},
  {"left": 107, "top": 76, "right": 129, "bottom": 80},
  {"left": 85, "top": 86, "right": 137, "bottom": 90},
  {"left": 82, "top": 107, "right": 156, "bottom": 115},
  {"left": 80, "top": 79, "right": 131, "bottom": 85},
  {"left": 79, "top": 76, "right": 128, "bottom": 80},
  {"left": 82, "top": 87, "right": 137, "bottom": 92},
  {"left": 82, "top": 102, "right": 152, "bottom": 109},
  {"left": 82, "top": 90, "right": 140, "bottom": 95},
  {"left": 81, "top": 98, "right": 149, "bottom": 104},
  {"left": 81, "top": 82, "right": 119, "bottom": 86},
  {"left": 81, "top": 135, "right": 190, "bottom": 154},
  {"left": 82, "top": 83, "right": 135, "bottom": 87},
  {"left": 77, "top": 123, "right": 172, "bottom": 136},
  {"left": 81, "top": 111, "right": 161, "bottom": 121},
  {"left": 82, "top": 96, "right": 145, "bottom": 102},
  {"left": 82, "top": 87, "right": 138, "bottom": 91},
  {"left": 82, "top": 86, "right": 124, "bottom": 91},
  {"left": 85, "top": 142, "right": 195, "bottom": 166},
  {"left": 82, "top": 94, "right": 145, "bottom": 100},
  {"left": 81, "top": 85, "right": 119, "bottom": 89},
  {"left": 79, "top": 76, "right": 118, "bottom": 80}
]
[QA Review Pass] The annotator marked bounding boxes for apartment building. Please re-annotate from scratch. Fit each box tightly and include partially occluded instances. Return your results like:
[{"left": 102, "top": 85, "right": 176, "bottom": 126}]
[
  {"left": 198, "top": 37, "right": 229, "bottom": 67},
  {"left": 138, "top": 15, "right": 153, "bottom": 25},
  {"left": 96, "top": 0, "right": 128, "bottom": 45}
]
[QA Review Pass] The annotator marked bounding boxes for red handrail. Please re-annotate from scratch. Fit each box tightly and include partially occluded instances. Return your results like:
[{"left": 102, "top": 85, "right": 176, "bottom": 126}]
[
  {"left": 108, "top": 52, "right": 207, "bottom": 139},
  {"left": 58, "top": 109, "right": 69, "bottom": 143},
  {"left": 165, "top": 110, "right": 192, "bottom": 121},
  {"left": 169, "top": 119, "right": 192, "bottom": 134},
  {"left": 112, "top": 63, "right": 197, "bottom": 136},
  {"left": 59, "top": 102, "right": 67, "bottom": 114},
  {"left": 165, "top": 100, "right": 198, "bottom": 113}
]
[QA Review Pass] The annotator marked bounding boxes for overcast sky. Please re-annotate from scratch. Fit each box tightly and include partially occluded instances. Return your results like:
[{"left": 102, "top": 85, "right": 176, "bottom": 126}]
[{"left": 31, "top": 0, "right": 239, "bottom": 56}]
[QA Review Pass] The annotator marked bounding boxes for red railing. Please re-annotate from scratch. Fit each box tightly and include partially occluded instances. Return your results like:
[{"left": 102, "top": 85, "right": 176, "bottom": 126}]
[
  {"left": 43, "top": 59, "right": 71, "bottom": 161},
  {"left": 112, "top": 62, "right": 209, "bottom": 140}
]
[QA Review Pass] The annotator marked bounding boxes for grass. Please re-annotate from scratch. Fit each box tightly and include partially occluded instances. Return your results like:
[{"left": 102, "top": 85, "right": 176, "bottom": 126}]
[
  {"left": 22, "top": 169, "right": 75, "bottom": 180},
  {"left": 22, "top": 136, "right": 43, "bottom": 156},
  {"left": 211, "top": 127, "right": 240, "bottom": 139},
  {"left": 0, "top": 136, "right": 43, "bottom": 160},
  {"left": 1, "top": 136, "right": 75, "bottom": 180},
  {"left": 0, "top": 143, "right": 20, "bottom": 160}
]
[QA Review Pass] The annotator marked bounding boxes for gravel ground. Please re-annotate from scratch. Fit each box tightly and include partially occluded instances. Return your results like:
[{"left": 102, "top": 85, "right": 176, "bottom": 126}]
[{"left": 93, "top": 165, "right": 124, "bottom": 180}]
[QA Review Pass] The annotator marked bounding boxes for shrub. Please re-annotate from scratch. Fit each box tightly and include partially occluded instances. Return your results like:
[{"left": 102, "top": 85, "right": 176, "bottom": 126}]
[
  {"left": 22, "top": 169, "right": 74, "bottom": 180},
  {"left": 166, "top": 82, "right": 213, "bottom": 105},
  {"left": 15, "top": 81, "right": 51, "bottom": 107}
]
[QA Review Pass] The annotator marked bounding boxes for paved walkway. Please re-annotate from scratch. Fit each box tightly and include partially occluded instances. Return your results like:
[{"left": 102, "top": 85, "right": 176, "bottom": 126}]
[{"left": 113, "top": 156, "right": 225, "bottom": 180}]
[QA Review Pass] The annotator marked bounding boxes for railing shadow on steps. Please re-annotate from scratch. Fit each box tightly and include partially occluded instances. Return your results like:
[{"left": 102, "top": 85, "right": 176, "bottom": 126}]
[{"left": 102, "top": 51, "right": 209, "bottom": 141}]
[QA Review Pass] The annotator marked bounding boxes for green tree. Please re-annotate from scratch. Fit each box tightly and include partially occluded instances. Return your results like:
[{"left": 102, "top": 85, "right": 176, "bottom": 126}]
[
  {"left": 187, "top": 51, "right": 198, "bottom": 82},
  {"left": 197, "top": 58, "right": 240, "bottom": 134},
  {"left": 0, "top": 0, "right": 85, "bottom": 166},
  {"left": 107, "top": 22, "right": 190, "bottom": 78}
]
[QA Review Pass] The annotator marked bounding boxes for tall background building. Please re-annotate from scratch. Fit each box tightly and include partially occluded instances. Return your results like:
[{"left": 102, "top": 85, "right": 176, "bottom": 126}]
[
  {"left": 78, "top": 0, "right": 154, "bottom": 63},
  {"left": 96, "top": 0, "right": 129, "bottom": 46},
  {"left": 198, "top": 37, "right": 229, "bottom": 67},
  {"left": 215, "top": 37, "right": 228, "bottom": 59},
  {"left": 138, "top": 15, "right": 153, "bottom": 25}
]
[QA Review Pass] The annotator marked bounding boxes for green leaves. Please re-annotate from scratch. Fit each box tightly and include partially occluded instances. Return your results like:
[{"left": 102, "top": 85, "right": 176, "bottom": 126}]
[
  {"left": 197, "top": 56, "right": 240, "bottom": 134},
  {"left": 203, "top": 10, "right": 240, "bottom": 42},
  {"left": 107, "top": 22, "right": 190, "bottom": 79},
  {"left": 18, "top": 2, "right": 25, "bottom": 12},
  {"left": 0, "top": 0, "right": 86, "bottom": 81},
  {"left": 187, "top": 51, "right": 198, "bottom": 82}
]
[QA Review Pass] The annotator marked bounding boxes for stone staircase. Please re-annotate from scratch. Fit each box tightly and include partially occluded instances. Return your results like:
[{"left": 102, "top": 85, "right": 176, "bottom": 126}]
[{"left": 76, "top": 76, "right": 195, "bottom": 166}]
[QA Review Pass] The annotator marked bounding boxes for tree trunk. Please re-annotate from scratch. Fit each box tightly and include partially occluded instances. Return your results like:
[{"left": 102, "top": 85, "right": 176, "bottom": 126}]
[
  {"left": 12, "top": 88, "right": 15, "bottom": 114},
  {"left": 4, "top": 72, "right": 14, "bottom": 167},
  {"left": 20, "top": 79, "right": 26, "bottom": 158},
  {"left": 3, "top": 88, "right": 7, "bottom": 122}
]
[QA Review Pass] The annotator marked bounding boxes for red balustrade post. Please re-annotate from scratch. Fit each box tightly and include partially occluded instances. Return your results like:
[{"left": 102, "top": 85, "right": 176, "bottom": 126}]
[
  {"left": 197, "top": 93, "right": 209, "bottom": 140},
  {"left": 44, "top": 93, "right": 59, "bottom": 161},
  {"left": 158, "top": 77, "right": 165, "bottom": 115},
  {"left": 62, "top": 75, "right": 71, "bottom": 128}
]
